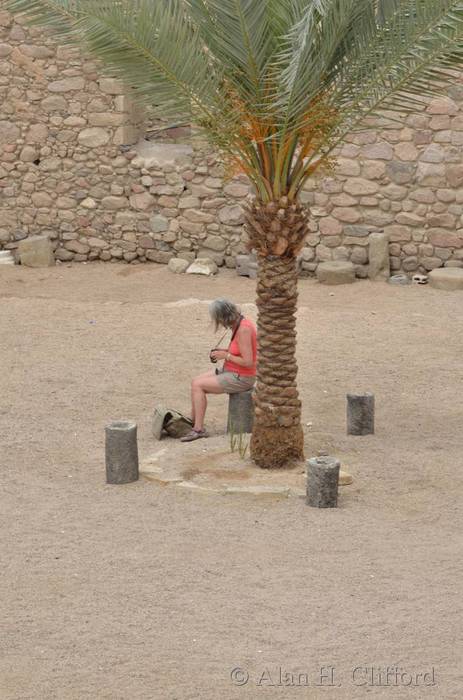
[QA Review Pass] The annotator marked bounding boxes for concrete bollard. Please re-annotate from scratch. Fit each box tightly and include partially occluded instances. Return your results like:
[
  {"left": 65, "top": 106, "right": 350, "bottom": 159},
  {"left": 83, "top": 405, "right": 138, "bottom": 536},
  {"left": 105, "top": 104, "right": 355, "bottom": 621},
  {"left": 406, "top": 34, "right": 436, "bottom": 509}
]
[
  {"left": 347, "top": 393, "right": 375, "bottom": 435},
  {"left": 105, "top": 421, "right": 139, "bottom": 484},
  {"left": 227, "top": 390, "right": 254, "bottom": 434},
  {"left": 306, "top": 456, "right": 340, "bottom": 508}
]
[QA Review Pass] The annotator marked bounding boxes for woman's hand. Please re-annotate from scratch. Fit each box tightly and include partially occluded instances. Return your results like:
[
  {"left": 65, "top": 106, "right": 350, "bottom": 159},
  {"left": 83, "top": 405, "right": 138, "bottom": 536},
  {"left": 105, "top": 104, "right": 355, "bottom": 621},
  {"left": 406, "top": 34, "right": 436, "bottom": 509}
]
[{"left": 210, "top": 349, "right": 228, "bottom": 361}]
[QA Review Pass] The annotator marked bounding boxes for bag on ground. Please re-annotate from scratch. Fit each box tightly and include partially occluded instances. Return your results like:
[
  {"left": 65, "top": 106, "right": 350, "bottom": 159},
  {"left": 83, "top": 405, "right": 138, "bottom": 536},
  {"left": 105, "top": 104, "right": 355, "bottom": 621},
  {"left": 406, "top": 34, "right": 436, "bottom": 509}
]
[{"left": 152, "top": 405, "right": 193, "bottom": 440}]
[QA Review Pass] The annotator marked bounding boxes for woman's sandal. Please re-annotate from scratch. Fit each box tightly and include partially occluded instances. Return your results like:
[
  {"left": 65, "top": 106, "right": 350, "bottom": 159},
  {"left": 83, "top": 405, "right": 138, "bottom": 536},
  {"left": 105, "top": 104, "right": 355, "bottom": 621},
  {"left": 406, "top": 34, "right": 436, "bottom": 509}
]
[{"left": 180, "top": 429, "right": 208, "bottom": 442}]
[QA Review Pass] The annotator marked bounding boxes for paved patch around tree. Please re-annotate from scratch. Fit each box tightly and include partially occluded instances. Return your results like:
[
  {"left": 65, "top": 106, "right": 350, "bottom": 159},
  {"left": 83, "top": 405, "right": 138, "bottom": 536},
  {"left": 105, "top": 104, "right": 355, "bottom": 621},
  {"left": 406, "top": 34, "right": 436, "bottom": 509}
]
[{"left": 140, "top": 435, "right": 353, "bottom": 498}]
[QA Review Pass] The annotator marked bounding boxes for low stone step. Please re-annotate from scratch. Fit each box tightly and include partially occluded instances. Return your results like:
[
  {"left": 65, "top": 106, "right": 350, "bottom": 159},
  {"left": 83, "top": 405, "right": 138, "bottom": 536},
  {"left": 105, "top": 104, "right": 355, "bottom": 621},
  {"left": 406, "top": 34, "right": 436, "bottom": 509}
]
[
  {"left": 429, "top": 267, "right": 463, "bottom": 291},
  {"left": 317, "top": 261, "right": 356, "bottom": 285}
]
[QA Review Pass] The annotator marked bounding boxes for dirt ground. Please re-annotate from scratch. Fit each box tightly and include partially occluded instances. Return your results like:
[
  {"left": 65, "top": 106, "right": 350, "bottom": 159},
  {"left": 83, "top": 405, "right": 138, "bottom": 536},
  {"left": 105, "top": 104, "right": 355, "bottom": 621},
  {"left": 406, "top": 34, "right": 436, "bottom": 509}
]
[{"left": 1, "top": 262, "right": 462, "bottom": 700}]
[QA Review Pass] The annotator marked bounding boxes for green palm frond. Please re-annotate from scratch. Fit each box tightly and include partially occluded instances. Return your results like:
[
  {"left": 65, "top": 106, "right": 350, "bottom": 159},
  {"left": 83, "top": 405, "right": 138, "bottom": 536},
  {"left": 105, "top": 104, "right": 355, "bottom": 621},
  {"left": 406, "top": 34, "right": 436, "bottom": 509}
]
[
  {"left": 309, "top": 0, "right": 463, "bottom": 171},
  {"left": 5, "top": 0, "right": 463, "bottom": 203}
]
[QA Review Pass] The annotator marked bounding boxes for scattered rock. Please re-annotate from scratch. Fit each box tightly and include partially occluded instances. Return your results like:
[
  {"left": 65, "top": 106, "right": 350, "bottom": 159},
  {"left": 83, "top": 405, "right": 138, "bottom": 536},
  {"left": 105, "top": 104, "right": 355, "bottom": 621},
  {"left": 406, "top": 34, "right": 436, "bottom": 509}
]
[
  {"left": 186, "top": 258, "right": 218, "bottom": 276},
  {"left": 0, "top": 251, "right": 15, "bottom": 265},
  {"left": 339, "top": 470, "right": 353, "bottom": 486},
  {"left": 388, "top": 274, "right": 411, "bottom": 286},
  {"left": 168, "top": 258, "right": 189, "bottom": 274},
  {"left": 18, "top": 235, "right": 55, "bottom": 268}
]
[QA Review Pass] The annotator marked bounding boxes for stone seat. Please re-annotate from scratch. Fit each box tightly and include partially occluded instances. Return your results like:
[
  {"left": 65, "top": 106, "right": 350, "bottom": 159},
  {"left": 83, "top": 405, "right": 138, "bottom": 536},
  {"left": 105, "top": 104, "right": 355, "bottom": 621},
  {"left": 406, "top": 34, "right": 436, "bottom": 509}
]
[
  {"left": 227, "top": 389, "right": 254, "bottom": 434},
  {"left": 316, "top": 261, "right": 356, "bottom": 285},
  {"left": 429, "top": 267, "right": 463, "bottom": 291}
]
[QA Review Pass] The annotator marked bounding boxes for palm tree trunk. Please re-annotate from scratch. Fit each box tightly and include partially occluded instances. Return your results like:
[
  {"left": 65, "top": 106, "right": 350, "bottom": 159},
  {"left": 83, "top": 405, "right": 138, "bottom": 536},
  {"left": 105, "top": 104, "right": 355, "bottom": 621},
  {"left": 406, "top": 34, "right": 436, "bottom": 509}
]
[{"left": 246, "top": 198, "right": 308, "bottom": 469}]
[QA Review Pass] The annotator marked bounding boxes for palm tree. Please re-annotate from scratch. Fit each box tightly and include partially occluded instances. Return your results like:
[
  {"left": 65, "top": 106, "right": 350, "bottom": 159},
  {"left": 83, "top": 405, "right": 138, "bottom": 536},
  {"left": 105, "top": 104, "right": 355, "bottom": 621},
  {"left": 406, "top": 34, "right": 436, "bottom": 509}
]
[{"left": 8, "top": 0, "right": 463, "bottom": 467}]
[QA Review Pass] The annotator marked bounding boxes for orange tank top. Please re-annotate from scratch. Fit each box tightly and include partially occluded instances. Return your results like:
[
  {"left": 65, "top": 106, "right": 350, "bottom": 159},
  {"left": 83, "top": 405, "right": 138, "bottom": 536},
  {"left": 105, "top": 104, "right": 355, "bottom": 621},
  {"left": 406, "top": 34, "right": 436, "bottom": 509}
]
[{"left": 224, "top": 318, "right": 257, "bottom": 377}]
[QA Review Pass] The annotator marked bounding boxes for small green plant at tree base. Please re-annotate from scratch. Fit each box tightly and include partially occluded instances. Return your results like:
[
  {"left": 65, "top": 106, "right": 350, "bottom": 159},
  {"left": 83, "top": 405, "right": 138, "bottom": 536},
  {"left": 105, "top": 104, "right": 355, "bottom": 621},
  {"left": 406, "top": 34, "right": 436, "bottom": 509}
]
[{"left": 229, "top": 421, "right": 249, "bottom": 461}]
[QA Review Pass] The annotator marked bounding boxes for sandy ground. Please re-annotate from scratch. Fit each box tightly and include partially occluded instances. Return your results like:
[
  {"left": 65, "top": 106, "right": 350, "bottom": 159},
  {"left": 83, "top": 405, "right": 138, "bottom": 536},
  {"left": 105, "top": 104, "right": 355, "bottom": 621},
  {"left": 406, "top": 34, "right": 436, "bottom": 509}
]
[{"left": 1, "top": 262, "right": 462, "bottom": 700}]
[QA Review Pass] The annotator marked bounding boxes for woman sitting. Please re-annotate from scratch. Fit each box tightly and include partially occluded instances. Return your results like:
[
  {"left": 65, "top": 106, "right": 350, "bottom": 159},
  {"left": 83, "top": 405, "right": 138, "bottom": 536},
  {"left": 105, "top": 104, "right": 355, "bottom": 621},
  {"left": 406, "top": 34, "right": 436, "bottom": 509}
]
[{"left": 181, "top": 298, "right": 257, "bottom": 442}]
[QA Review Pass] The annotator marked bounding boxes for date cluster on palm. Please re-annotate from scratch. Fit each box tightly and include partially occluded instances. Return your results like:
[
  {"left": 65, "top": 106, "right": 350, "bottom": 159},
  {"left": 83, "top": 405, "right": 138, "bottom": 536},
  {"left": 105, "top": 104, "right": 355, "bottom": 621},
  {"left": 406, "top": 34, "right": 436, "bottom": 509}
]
[{"left": 247, "top": 198, "right": 308, "bottom": 468}]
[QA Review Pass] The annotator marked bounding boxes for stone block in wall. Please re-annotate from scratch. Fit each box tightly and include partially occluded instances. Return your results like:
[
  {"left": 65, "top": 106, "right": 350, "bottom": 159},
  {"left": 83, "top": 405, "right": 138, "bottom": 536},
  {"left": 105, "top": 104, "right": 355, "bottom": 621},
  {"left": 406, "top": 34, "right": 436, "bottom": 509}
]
[
  {"left": 64, "top": 240, "right": 90, "bottom": 255},
  {"left": 48, "top": 77, "right": 85, "bottom": 92},
  {"left": 427, "top": 212, "right": 457, "bottom": 228},
  {"left": 385, "top": 161, "right": 415, "bottom": 184},
  {"left": 202, "top": 235, "right": 226, "bottom": 252},
  {"left": 362, "top": 161, "right": 386, "bottom": 179},
  {"left": 332, "top": 247, "right": 350, "bottom": 261},
  {"left": 368, "top": 233, "right": 390, "bottom": 280},
  {"left": 236, "top": 254, "right": 251, "bottom": 276},
  {"left": 0, "top": 120, "right": 20, "bottom": 145},
  {"left": 129, "top": 192, "right": 155, "bottom": 211},
  {"left": 427, "top": 96, "right": 458, "bottom": 115},
  {"left": 402, "top": 257, "right": 419, "bottom": 272},
  {"left": 78, "top": 128, "right": 110, "bottom": 147},
  {"left": 197, "top": 249, "right": 224, "bottom": 266},
  {"left": 362, "top": 142, "right": 393, "bottom": 160},
  {"left": 218, "top": 205, "right": 244, "bottom": 226},
  {"left": 98, "top": 78, "right": 126, "bottom": 95},
  {"left": 343, "top": 225, "right": 372, "bottom": 238},
  {"left": 114, "top": 124, "right": 141, "bottom": 147},
  {"left": 223, "top": 183, "right": 250, "bottom": 198},
  {"left": 428, "top": 229, "right": 463, "bottom": 247},
  {"left": 422, "top": 257, "right": 443, "bottom": 270},
  {"left": 319, "top": 217, "right": 343, "bottom": 236},
  {"left": 446, "top": 164, "right": 463, "bottom": 188},
  {"left": 384, "top": 225, "right": 412, "bottom": 242},
  {"left": 55, "top": 248, "right": 74, "bottom": 262},
  {"left": 146, "top": 250, "right": 174, "bottom": 264},
  {"left": 343, "top": 178, "right": 379, "bottom": 196},
  {"left": 18, "top": 235, "right": 54, "bottom": 267},
  {"left": 351, "top": 247, "right": 368, "bottom": 265}
]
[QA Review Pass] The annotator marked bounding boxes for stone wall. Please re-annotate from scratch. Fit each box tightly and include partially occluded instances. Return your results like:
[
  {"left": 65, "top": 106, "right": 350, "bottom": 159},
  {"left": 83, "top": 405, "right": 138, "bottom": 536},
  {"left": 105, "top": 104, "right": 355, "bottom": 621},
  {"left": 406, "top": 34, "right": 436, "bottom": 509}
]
[
  {"left": 300, "top": 89, "right": 463, "bottom": 276},
  {"left": 1, "top": 7, "right": 463, "bottom": 275}
]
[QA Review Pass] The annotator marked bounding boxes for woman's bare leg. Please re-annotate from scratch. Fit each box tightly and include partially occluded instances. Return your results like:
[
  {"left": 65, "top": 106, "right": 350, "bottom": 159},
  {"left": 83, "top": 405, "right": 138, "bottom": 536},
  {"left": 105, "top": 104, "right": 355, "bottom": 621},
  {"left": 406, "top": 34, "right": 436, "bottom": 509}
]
[
  {"left": 190, "top": 370, "right": 215, "bottom": 423},
  {"left": 190, "top": 371, "right": 224, "bottom": 431}
]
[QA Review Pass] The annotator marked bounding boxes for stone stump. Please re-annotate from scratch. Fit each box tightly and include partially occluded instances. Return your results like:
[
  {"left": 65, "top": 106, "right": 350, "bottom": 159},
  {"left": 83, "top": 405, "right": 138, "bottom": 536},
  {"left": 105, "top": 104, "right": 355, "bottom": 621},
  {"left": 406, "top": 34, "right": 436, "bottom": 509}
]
[
  {"left": 18, "top": 235, "right": 54, "bottom": 268},
  {"left": 347, "top": 393, "right": 375, "bottom": 435},
  {"left": 105, "top": 421, "right": 139, "bottom": 484},
  {"left": 227, "top": 390, "right": 254, "bottom": 434},
  {"left": 306, "top": 456, "right": 340, "bottom": 508}
]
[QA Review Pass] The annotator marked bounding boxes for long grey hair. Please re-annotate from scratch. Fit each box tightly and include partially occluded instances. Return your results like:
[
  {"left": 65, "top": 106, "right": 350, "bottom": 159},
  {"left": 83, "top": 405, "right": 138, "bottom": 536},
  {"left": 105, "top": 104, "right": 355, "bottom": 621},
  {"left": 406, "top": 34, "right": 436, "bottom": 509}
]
[{"left": 209, "top": 298, "right": 241, "bottom": 331}]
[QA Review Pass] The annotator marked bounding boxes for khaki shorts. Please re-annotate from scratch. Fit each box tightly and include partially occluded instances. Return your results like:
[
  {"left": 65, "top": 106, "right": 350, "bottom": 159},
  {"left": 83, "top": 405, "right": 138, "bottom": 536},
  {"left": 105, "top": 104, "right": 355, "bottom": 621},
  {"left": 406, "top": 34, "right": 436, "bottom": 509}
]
[{"left": 216, "top": 368, "right": 256, "bottom": 394}]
